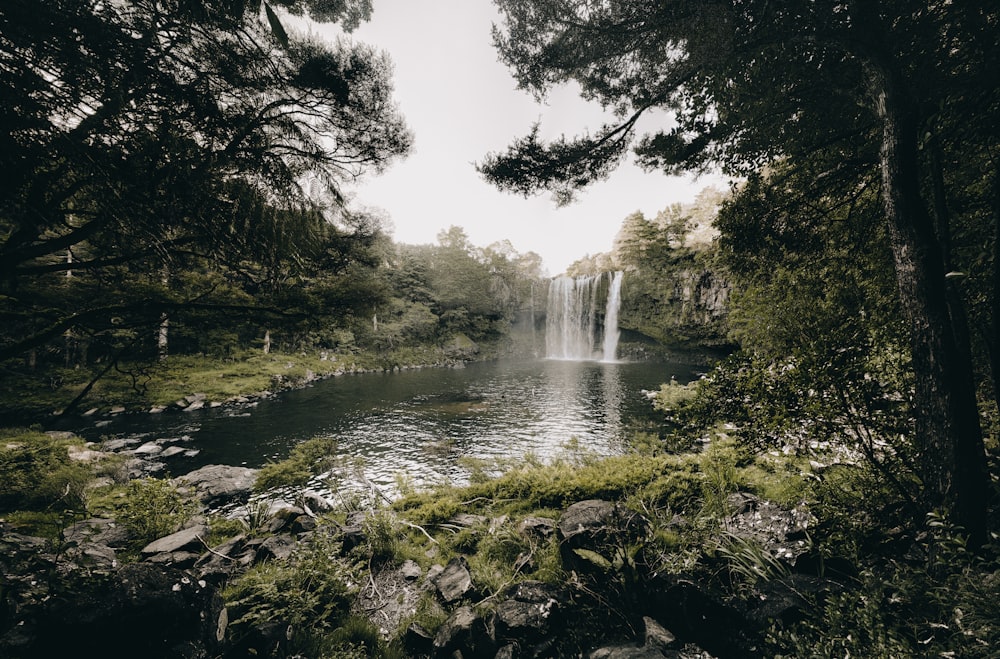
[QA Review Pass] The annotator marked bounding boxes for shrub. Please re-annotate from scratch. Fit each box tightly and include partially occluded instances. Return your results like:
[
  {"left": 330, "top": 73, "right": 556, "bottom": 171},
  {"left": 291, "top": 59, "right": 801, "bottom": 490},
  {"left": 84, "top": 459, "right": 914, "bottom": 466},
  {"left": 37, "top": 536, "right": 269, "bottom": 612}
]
[
  {"left": 224, "top": 532, "right": 356, "bottom": 656},
  {"left": 116, "top": 478, "right": 195, "bottom": 547},
  {"left": 0, "top": 429, "right": 92, "bottom": 513}
]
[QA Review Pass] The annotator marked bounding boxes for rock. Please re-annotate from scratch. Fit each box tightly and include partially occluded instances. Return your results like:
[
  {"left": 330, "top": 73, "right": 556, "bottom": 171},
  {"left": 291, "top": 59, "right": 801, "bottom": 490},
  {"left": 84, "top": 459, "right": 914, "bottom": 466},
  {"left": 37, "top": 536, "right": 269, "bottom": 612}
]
[
  {"left": 159, "top": 445, "right": 189, "bottom": 458},
  {"left": 433, "top": 605, "right": 491, "bottom": 657},
  {"left": 432, "top": 556, "right": 474, "bottom": 603},
  {"left": 63, "top": 518, "right": 130, "bottom": 548},
  {"left": 176, "top": 465, "right": 258, "bottom": 506},
  {"left": 449, "top": 512, "right": 488, "bottom": 528},
  {"left": 185, "top": 393, "right": 207, "bottom": 404},
  {"left": 559, "top": 499, "right": 617, "bottom": 545},
  {"left": 141, "top": 524, "right": 207, "bottom": 556},
  {"left": 291, "top": 514, "right": 316, "bottom": 534},
  {"left": 256, "top": 534, "right": 297, "bottom": 562},
  {"left": 400, "top": 559, "right": 422, "bottom": 581},
  {"left": 109, "top": 406, "right": 126, "bottom": 415},
  {"left": 589, "top": 645, "right": 668, "bottom": 658},
  {"left": 403, "top": 623, "right": 434, "bottom": 655},
  {"left": 339, "top": 513, "right": 367, "bottom": 554},
  {"left": 195, "top": 534, "right": 246, "bottom": 571},
  {"left": 643, "top": 616, "right": 678, "bottom": 651},
  {"left": 490, "top": 581, "right": 564, "bottom": 647},
  {"left": 102, "top": 437, "right": 139, "bottom": 451},
  {"left": 558, "top": 499, "right": 647, "bottom": 573},
  {"left": 518, "top": 516, "right": 557, "bottom": 540},
  {"left": 67, "top": 445, "right": 105, "bottom": 462},
  {"left": 183, "top": 400, "right": 205, "bottom": 412},
  {"left": 149, "top": 405, "right": 167, "bottom": 413},
  {"left": 299, "top": 491, "right": 334, "bottom": 514},
  {"left": 146, "top": 550, "right": 201, "bottom": 569},
  {"left": 134, "top": 441, "right": 163, "bottom": 456},
  {"left": 64, "top": 542, "right": 118, "bottom": 570}
]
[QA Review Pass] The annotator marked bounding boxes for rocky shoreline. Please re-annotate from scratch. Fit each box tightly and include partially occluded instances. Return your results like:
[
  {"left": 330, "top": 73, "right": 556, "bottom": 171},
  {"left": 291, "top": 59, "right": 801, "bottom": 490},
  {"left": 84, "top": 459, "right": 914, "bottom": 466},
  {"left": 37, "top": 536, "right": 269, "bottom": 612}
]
[{"left": 1, "top": 446, "right": 838, "bottom": 659}]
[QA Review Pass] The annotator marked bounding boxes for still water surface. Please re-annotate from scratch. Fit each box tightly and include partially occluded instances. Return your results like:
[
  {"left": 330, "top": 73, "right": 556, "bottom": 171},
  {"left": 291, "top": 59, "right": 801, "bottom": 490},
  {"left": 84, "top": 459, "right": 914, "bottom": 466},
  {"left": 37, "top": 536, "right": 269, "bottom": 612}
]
[{"left": 79, "top": 357, "right": 709, "bottom": 491}]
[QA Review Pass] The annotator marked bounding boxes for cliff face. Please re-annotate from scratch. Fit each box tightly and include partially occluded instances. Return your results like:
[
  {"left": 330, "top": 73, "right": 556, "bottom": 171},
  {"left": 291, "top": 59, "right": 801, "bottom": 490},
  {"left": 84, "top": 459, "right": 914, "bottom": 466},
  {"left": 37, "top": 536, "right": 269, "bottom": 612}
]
[{"left": 618, "top": 262, "right": 731, "bottom": 349}]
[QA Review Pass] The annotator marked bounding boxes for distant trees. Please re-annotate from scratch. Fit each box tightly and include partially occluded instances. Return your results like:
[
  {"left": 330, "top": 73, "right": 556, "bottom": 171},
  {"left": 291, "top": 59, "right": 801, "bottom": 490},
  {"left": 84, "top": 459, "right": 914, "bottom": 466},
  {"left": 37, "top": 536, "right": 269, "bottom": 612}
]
[
  {"left": 0, "top": 0, "right": 411, "bottom": 372},
  {"left": 482, "top": 1, "right": 998, "bottom": 542},
  {"left": 373, "top": 227, "right": 545, "bottom": 351}
]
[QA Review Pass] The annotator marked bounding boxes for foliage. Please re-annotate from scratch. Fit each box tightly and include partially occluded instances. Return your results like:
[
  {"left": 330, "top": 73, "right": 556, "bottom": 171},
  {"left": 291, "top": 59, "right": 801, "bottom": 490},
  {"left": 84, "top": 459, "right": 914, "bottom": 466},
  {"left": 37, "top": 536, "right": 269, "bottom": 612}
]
[
  {"left": 485, "top": 0, "right": 997, "bottom": 542},
  {"left": 116, "top": 478, "right": 195, "bottom": 548},
  {"left": 225, "top": 531, "right": 357, "bottom": 657},
  {"left": 767, "top": 514, "right": 1000, "bottom": 658},
  {"left": 0, "top": 429, "right": 91, "bottom": 513},
  {"left": 255, "top": 436, "right": 341, "bottom": 492},
  {"left": 0, "top": 0, "right": 411, "bottom": 410}
]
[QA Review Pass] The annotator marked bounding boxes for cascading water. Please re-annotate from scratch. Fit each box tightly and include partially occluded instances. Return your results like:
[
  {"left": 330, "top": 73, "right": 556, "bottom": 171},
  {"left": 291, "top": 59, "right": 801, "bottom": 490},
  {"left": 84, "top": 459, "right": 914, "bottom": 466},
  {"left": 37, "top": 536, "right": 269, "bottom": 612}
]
[
  {"left": 601, "top": 270, "right": 623, "bottom": 362},
  {"left": 546, "top": 271, "right": 624, "bottom": 361}
]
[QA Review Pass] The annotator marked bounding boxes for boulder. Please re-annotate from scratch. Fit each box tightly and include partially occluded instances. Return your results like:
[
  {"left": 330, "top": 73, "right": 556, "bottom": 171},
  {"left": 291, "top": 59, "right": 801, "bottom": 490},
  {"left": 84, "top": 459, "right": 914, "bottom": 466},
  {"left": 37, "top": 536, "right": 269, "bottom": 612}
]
[
  {"left": 195, "top": 534, "right": 247, "bottom": 580},
  {"left": 558, "top": 499, "right": 647, "bottom": 573},
  {"left": 176, "top": 465, "right": 258, "bottom": 506},
  {"left": 432, "top": 556, "right": 475, "bottom": 603},
  {"left": 63, "top": 542, "right": 118, "bottom": 571},
  {"left": 141, "top": 524, "right": 207, "bottom": 556},
  {"left": 518, "top": 516, "right": 557, "bottom": 540},
  {"left": 400, "top": 559, "right": 422, "bottom": 581},
  {"left": 403, "top": 623, "right": 434, "bottom": 655},
  {"left": 134, "top": 441, "right": 163, "bottom": 456},
  {"left": 490, "top": 581, "right": 564, "bottom": 647},
  {"left": 433, "top": 605, "right": 491, "bottom": 657},
  {"left": 256, "top": 534, "right": 297, "bottom": 562},
  {"left": 62, "top": 518, "right": 130, "bottom": 548}
]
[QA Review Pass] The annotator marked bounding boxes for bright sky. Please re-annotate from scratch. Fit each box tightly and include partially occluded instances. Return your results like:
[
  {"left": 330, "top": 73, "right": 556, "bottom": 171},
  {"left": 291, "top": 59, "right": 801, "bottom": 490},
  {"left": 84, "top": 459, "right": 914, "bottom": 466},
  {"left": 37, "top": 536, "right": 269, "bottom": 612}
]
[{"left": 313, "top": 0, "right": 727, "bottom": 275}]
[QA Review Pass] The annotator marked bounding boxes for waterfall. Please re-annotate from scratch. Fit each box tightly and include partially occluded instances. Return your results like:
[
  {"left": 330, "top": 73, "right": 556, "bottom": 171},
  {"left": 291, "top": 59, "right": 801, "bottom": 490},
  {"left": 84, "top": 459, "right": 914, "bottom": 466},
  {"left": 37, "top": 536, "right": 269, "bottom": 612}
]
[
  {"left": 546, "top": 271, "right": 624, "bottom": 361},
  {"left": 601, "top": 270, "right": 623, "bottom": 362}
]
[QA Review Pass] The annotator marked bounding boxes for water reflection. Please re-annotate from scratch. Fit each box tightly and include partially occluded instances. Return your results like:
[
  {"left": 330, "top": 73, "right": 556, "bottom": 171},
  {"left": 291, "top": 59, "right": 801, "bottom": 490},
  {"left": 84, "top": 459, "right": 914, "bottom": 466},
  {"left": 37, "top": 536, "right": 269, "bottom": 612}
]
[{"left": 75, "top": 358, "right": 707, "bottom": 492}]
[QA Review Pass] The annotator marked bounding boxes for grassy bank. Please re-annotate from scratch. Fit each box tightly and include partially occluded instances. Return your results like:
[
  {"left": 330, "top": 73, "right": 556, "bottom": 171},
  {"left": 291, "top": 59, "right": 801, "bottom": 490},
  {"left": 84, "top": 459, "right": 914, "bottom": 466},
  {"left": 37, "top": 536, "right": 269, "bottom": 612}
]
[{"left": 0, "top": 337, "right": 503, "bottom": 422}]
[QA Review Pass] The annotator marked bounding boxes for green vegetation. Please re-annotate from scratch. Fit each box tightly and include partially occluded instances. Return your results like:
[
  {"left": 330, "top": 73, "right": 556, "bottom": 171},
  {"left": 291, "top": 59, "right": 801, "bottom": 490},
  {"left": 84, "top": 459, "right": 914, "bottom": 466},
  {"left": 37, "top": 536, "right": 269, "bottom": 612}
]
[
  {"left": 255, "top": 436, "right": 343, "bottom": 492},
  {"left": 0, "top": 428, "right": 92, "bottom": 514},
  {"left": 223, "top": 532, "right": 358, "bottom": 657},
  {"left": 115, "top": 478, "right": 196, "bottom": 549}
]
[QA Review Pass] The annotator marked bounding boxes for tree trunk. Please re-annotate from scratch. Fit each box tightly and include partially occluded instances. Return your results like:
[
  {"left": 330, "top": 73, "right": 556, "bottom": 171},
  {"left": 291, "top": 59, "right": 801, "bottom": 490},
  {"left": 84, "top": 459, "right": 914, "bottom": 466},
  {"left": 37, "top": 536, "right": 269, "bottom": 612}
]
[
  {"left": 991, "top": 162, "right": 1000, "bottom": 415},
  {"left": 158, "top": 313, "right": 169, "bottom": 361},
  {"left": 864, "top": 52, "right": 988, "bottom": 543},
  {"left": 263, "top": 329, "right": 271, "bottom": 355}
]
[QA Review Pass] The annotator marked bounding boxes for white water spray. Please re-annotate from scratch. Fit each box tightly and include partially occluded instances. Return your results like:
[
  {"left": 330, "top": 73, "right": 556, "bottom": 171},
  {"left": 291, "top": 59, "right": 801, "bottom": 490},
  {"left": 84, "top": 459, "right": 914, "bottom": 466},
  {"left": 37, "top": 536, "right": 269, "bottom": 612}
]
[
  {"left": 545, "top": 272, "right": 624, "bottom": 361},
  {"left": 601, "top": 271, "right": 623, "bottom": 362}
]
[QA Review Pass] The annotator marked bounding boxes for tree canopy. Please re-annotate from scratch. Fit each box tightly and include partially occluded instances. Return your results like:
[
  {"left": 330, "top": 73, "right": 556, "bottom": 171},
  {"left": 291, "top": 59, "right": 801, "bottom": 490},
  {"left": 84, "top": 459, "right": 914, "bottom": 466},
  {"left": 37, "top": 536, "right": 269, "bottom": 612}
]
[
  {"left": 0, "top": 0, "right": 411, "bottom": 373},
  {"left": 482, "top": 0, "right": 999, "bottom": 542}
]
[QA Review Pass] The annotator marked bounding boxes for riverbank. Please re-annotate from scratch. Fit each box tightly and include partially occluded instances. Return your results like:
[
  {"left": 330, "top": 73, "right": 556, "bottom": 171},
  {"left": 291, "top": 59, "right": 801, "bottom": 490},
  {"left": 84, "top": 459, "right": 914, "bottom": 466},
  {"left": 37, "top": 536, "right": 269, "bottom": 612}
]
[
  {"left": 2, "top": 410, "right": 998, "bottom": 657},
  {"left": 0, "top": 426, "right": 820, "bottom": 658},
  {"left": 0, "top": 333, "right": 499, "bottom": 425}
]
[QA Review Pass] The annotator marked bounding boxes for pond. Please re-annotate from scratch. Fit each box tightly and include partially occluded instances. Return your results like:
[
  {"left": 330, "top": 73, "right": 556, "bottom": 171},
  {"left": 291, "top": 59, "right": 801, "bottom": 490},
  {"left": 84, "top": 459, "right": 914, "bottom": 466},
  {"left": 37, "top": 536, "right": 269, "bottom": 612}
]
[{"left": 75, "top": 356, "right": 712, "bottom": 493}]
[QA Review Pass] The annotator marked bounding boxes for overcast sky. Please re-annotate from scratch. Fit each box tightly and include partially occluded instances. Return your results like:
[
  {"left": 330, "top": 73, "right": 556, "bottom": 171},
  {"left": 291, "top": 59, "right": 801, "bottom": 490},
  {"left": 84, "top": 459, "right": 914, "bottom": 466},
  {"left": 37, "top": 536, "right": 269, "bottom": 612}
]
[{"left": 312, "top": 0, "right": 727, "bottom": 275}]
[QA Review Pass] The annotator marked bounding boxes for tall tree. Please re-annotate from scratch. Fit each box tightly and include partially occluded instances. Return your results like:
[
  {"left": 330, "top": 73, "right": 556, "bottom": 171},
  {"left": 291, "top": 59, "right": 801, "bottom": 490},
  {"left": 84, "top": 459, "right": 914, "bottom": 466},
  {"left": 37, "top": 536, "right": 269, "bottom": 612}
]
[
  {"left": 0, "top": 0, "right": 411, "bottom": 369},
  {"left": 480, "top": 0, "right": 997, "bottom": 541}
]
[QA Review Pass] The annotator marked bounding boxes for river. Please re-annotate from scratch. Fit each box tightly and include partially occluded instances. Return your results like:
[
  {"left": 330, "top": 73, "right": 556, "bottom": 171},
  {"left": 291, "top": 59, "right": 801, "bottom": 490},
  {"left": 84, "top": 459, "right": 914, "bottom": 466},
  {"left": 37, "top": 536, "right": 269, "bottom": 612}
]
[{"left": 75, "top": 356, "right": 711, "bottom": 493}]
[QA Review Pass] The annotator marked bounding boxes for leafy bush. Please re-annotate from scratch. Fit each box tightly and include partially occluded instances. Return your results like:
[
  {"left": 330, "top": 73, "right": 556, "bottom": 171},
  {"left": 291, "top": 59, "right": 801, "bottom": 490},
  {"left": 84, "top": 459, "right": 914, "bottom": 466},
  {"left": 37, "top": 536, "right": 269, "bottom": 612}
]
[
  {"left": 0, "top": 429, "right": 92, "bottom": 513},
  {"left": 224, "top": 532, "right": 356, "bottom": 656},
  {"left": 116, "top": 478, "right": 195, "bottom": 547}
]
